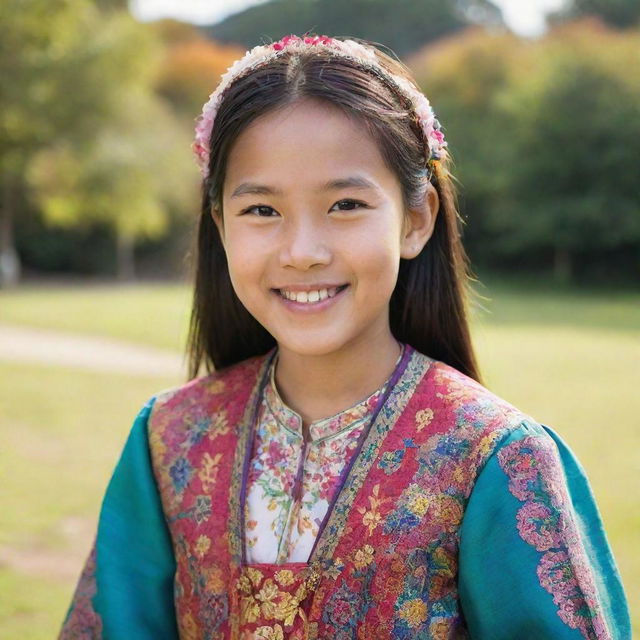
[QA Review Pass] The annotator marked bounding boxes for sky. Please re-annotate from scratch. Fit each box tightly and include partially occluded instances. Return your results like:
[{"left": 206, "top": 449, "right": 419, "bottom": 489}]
[{"left": 130, "top": 0, "right": 568, "bottom": 38}]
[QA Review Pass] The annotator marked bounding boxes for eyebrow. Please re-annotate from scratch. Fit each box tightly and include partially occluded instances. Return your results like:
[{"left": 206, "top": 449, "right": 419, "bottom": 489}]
[{"left": 229, "top": 176, "right": 380, "bottom": 199}]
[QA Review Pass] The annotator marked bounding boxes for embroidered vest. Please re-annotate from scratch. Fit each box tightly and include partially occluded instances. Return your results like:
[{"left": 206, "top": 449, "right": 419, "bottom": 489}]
[{"left": 148, "top": 345, "right": 528, "bottom": 639}]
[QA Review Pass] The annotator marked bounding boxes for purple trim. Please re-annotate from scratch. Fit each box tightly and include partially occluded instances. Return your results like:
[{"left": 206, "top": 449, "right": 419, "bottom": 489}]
[
  {"left": 309, "top": 343, "right": 412, "bottom": 559},
  {"left": 239, "top": 343, "right": 413, "bottom": 566}
]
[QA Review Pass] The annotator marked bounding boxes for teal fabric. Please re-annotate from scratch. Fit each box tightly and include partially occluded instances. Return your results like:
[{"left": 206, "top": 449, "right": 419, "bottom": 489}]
[
  {"left": 93, "top": 397, "right": 179, "bottom": 638},
  {"left": 458, "top": 421, "right": 631, "bottom": 639},
  {"left": 76, "top": 400, "right": 630, "bottom": 638}
]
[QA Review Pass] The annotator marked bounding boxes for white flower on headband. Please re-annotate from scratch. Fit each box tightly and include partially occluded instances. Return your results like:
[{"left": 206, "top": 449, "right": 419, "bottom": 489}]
[{"left": 192, "top": 34, "right": 448, "bottom": 179}]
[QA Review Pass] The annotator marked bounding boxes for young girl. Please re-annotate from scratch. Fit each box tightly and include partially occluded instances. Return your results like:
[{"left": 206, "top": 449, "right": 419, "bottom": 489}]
[{"left": 60, "top": 34, "right": 630, "bottom": 639}]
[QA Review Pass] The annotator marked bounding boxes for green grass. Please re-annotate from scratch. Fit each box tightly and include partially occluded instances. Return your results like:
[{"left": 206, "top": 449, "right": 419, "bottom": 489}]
[
  {"left": 0, "top": 282, "right": 192, "bottom": 351},
  {"left": 0, "top": 280, "right": 638, "bottom": 636},
  {"left": 0, "top": 362, "right": 180, "bottom": 636}
]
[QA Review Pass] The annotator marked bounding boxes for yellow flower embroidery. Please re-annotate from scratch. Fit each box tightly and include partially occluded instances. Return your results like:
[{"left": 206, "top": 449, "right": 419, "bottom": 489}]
[
  {"left": 477, "top": 433, "right": 498, "bottom": 457},
  {"left": 207, "top": 408, "right": 230, "bottom": 439},
  {"left": 194, "top": 534, "right": 211, "bottom": 558},
  {"left": 256, "top": 579, "right": 279, "bottom": 619},
  {"left": 237, "top": 574, "right": 253, "bottom": 595},
  {"left": 415, "top": 408, "right": 434, "bottom": 432},
  {"left": 273, "top": 591, "right": 300, "bottom": 626},
  {"left": 432, "top": 494, "right": 463, "bottom": 530},
  {"left": 274, "top": 569, "right": 295, "bottom": 586},
  {"left": 253, "top": 625, "right": 284, "bottom": 640},
  {"left": 205, "top": 566, "right": 225, "bottom": 593},
  {"left": 353, "top": 544, "right": 375, "bottom": 569},
  {"left": 240, "top": 595, "right": 260, "bottom": 624},
  {"left": 362, "top": 509, "right": 382, "bottom": 533},
  {"left": 399, "top": 598, "right": 428, "bottom": 628},
  {"left": 198, "top": 452, "right": 223, "bottom": 492},
  {"left": 246, "top": 567, "right": 264, "bottom": 587},
  {"left": 357, "top": 483, "right": 386, "bottom": 535},
  {"left": 452, "top": 467, "right": 465, "bottom": 483},
  {"left": 408, "top": 494, "right": 430, "bottom": 517}
]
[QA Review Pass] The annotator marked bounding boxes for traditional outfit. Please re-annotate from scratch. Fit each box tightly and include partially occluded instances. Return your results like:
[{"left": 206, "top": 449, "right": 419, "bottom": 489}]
[{"left": 60, "top": 345, "right": 630, "bottom": 639}]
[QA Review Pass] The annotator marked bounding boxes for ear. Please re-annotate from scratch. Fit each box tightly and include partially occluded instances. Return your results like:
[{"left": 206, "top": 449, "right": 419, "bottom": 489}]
[
  {"left": 400, "top": 182, "right": 439, "bottom": 260},
  {"left": 211, "top": 205, "right": 225, "bottom": 247}
]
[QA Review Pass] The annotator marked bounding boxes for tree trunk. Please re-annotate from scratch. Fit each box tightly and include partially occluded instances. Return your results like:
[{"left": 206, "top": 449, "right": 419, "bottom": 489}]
[
  {"left": 0, "top": 173, "right": 21, "bottom": 288},
  {"left": 553, "top": 246, "right": 572, "bottom": 284},
  {"left": 116, "top": 232, "right": 135, "bottom": 281}
]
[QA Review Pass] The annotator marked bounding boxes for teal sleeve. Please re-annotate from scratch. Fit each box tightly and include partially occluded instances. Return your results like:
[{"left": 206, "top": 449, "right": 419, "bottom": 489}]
[
  {"left": 458, "top": 420, "right": 631, "bottom": 639},
  {"left": 60, "top": 398, "right": 179, "bottom": 639}
]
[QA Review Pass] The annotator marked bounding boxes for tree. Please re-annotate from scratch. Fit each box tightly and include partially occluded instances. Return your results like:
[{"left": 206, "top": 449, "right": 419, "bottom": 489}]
[
  {"left": 27, "top": 88, "right": 195, "bottom": 280},
  {"left": 409, "top": 19, "right": 640, "bottom": 282},
  {"left": 550, "top": 0, "right": 640, "bottom": 29},
  {"left": 0, "top": 1, "right": 196, "bottom": 283},
  {"left": 202, "top": 0, "right": 505, "bottom": 58},
  {"left": 152, "top": 23, "right": 244, "bottom": 118},
  {"left": 489, "top": 20, "right": 640, "bottom": 281},
  {"left": 408, "top": 28, "right": 525, "bottom": 256}
]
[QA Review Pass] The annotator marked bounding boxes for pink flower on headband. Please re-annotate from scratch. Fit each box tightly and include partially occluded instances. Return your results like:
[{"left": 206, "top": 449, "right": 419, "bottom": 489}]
[{"left": 192, "top": 34, "right": 448, "bottom": 179}]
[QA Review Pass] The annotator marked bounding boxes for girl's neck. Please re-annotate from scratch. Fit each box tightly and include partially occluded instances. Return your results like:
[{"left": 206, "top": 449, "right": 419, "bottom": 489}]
[{"left": 273, "top": 330, "right": 403, "bottom": 431}]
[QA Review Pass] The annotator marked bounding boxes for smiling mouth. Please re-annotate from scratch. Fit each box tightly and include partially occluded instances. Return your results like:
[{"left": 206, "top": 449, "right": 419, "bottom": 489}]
[{"left": 274, "top": 284, "right": 349, "bottom": 304}]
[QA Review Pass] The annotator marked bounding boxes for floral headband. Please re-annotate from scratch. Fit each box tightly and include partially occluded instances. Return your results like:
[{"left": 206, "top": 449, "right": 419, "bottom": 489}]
[{"left": 192, "top": 34, "right": 448, "bottom": 179}]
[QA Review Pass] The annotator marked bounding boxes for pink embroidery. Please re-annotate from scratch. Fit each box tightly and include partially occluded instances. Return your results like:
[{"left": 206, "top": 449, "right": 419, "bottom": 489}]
[
  {"left": 59, "top": 545, "right": 103, "bottom": 638},
  {"left": 497, "top": 436, "right": 611, "bottom": 640}
]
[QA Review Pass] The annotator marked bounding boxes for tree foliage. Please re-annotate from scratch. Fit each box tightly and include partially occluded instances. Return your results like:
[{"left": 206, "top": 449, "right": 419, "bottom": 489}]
[
  {"left": 1, "top": 1, "right": 198, "bottom": 281},
  {"left": 203, "top": 0, "right": 504, "bottom": 57},
  {"left": 410, "top": 19, "right": 640, "bottom": 281},
  {"left": 152, "top": 21, "right": 245, "bottom": 118},
  {"left": 551, "top": 0, "right": 640, "bottom": 29}
]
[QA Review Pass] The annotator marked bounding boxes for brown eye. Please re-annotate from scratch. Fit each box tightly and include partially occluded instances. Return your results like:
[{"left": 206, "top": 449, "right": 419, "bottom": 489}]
[
  {"left": 332, "top": 199, "right": 367, "bottom": 212},
  {"left": 243, "top": 205, "right": 278, "bottom": 217}
]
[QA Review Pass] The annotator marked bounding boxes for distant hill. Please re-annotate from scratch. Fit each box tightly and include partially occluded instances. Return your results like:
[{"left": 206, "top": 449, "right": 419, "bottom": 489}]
[{"left": 199, "top": 0, "right": 505, "bottom": 58}]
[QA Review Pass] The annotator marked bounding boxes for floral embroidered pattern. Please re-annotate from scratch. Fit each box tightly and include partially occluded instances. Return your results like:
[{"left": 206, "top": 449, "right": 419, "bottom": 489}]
[
  {"left": 497, "top": 435, "right": 611, "bottom": 640},
  {"left": 146, "top": 346, "right": 580, "bottom": 639},
  {"left": 235, "top": 563, "right": 322, "bottom": 637},
  {"left": 246, "top": 358, "right": 380, "bottom": 563},
  {"left": 149, "top": 353, "right": 270, "bottom": 639},
  {"left": 59, "top": 545, "right": 103, "bottom": 639}
]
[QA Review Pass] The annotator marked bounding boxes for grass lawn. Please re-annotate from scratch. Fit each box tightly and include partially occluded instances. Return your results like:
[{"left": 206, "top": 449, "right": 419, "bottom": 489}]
[
  {"left": 0, "top": 280, "right": 638, "bottom": 636},
  {"left": 0, "top": 281, "right": 192, "bottom": 351},
  {"left": 0, "top": 362, "right": 181, "bottom": 637}
]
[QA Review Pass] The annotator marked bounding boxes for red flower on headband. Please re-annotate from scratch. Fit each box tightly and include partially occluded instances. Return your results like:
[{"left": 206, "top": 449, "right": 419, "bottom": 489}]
[{"left": 273, "top": 34, "right": 332, "bottom": 50}]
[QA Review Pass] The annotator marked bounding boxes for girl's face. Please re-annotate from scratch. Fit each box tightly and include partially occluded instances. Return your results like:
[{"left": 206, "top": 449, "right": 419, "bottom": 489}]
[{"left": 216, "top": 98, "right": 437, "bottom": 359}]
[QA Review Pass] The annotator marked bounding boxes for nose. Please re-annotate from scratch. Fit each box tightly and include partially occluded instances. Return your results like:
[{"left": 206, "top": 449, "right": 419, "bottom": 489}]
[{"left": 278, "top": 216, "right": 332, "bottom": 270}]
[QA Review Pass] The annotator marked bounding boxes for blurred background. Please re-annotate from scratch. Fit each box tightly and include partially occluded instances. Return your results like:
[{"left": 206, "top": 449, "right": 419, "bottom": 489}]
[{"left": 0, "top": 0, "right": 638, "bottom": 636}]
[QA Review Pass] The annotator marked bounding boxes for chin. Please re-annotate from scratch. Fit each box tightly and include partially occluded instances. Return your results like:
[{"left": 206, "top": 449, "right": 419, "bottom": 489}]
[{"left": 270, "top": 328, "right": 354, "bottom": 359}]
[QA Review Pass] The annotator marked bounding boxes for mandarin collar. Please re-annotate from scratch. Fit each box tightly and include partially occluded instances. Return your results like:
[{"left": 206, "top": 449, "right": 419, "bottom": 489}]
[{"left": 264, "top": 345, "right": 404, "bottom": 442}]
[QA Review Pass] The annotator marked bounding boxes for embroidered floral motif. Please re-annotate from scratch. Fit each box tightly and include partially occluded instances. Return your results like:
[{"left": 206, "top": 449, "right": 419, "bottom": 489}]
[
  {"left": 145, "top": 347, "right": 560, "bottom": 638},
  {"left": 236, "top": 563, "right": 322, "bottom": 634},
  {"left": 356, "top": 483, "right": 386, "bottom": 535},
  {"left": 245, "top": 358, "right": 384, "bottom": 563},
  {"left": 497, "top": 435, "right": 611, "bottom": 640},
  {"left": 59, "top": 545, "right": 103, "bottom": 639}
]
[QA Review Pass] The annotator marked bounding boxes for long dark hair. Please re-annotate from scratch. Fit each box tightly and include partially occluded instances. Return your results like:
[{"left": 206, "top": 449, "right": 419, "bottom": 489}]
[{"left": 187, "top": 37, "right": 482, "bottom": 383}]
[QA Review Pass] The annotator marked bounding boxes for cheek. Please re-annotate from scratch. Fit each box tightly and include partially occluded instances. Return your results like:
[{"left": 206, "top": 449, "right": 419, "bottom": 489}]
[
  {"left": 224, "top": 234, "right": 267, "bottom": 300},
  {"left": 346, "top": 230, "right": 401, "bottom": 297}
]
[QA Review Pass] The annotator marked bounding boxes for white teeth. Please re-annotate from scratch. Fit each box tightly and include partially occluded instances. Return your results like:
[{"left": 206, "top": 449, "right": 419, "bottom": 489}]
[{"left": 279, "top": 287, "right": 344, "bottom": 304}]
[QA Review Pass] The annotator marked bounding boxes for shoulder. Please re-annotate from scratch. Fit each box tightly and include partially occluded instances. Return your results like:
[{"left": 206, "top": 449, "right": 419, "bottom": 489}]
[
  {"left": 147, "top": 351, "right": 271, "bottom": 431},
  {"left": 407, "top": 350, "right": 543, "bottom": 470},
  {"left": 419, "top": 354, "right": 536, "bottom": 433}
]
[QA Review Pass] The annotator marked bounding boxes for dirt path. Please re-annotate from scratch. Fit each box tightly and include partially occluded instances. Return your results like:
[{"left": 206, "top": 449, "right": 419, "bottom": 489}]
[{"left": 0, "top": 323, "right": 184, "bottom": 376}]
